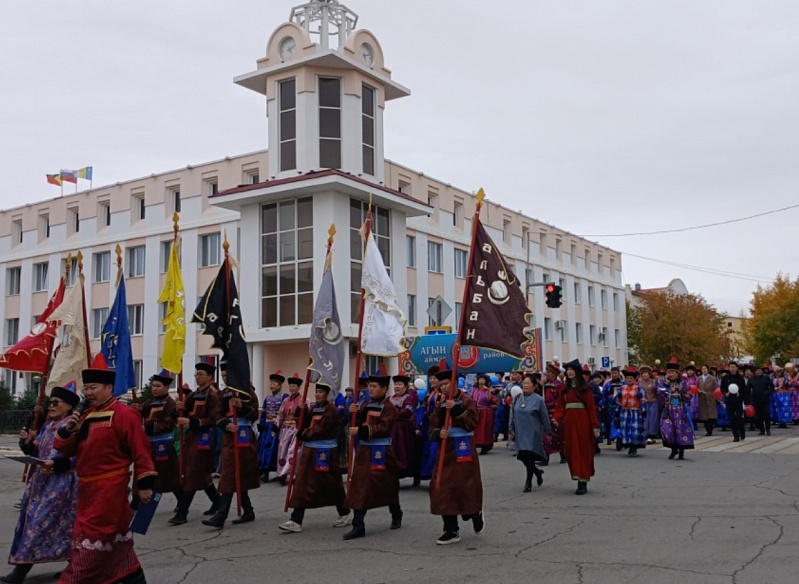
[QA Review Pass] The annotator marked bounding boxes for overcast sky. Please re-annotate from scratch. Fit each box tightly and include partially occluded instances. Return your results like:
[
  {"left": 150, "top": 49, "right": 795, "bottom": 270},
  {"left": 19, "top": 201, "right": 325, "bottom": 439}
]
[{"left": 2, "top": 1, "right": 797, "bottom": 316}]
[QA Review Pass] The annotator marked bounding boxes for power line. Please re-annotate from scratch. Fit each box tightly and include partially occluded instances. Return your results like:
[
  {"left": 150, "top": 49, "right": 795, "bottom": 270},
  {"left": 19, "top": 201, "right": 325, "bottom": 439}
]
[
  {"left": 622, "top": 251, "right": 773, "bottom": 283},
  {"left": 579, "top": 203, "right": 799, "bottom": 237}
]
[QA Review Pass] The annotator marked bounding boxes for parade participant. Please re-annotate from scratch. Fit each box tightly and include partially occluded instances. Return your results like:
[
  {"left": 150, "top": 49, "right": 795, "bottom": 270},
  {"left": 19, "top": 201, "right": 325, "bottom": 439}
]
[
  {"left": 617, "top": 367, "right": 645, "bottom": 457},
  {"left": 509, "top": 374, "right": 550, "bottom": 492},
  {"left": 743, "top": 365, "right": 756, "bottom": 430},
  {"left": 723, "top": 383, "right": 746, "bottom": 442},
  {"left": 279, "top": 383, "right": 350, "bottom": 533},
  {"left": 497, "top": 372, "right": 521, "bottom": 441},
  {"left": 256, "top": 370, "right": 287, "bottom": 482},
  {"left": 639, "top": 366, "right": 660, "bottom": 444},
  {"left": 601, "top": 367, "right": 623, "bottom": 447},
  {"left": 342, "top": 367, "right": 403, "bottom": 541},
  {"left": 133, "top": 370, "right": 181, "bottom": 508},
  {"left": 660, "top": 359, "right": 695, "bottom": 460},
  {"left": 720, "top": 361, "right": 748, "bottom": 441},
  {"left": 771, "top": 366, "right": 792, "bottom": 429},
  {"left": 749, "top": 365, "right": 774, "bottom": 435},
  {"left": 429, "top": 362, "right": 484, "bottom": 544},
  {"left": 53, "top": 357, "right": 156, "bottom": 584},
  {"left": 470, "top": 374, "right": 497, "bottom": 455},
  {"left": 684, "top": 364, "right": 700, "bottom": 422},
  {"left": 202, "top": 378, "right": 260, "bottom": 529},
  {"left": 589, "top": 371, "right": 604, "bottom": 453},
  {"left": 552, "top": 360, "right": 601, "bottom": 495},
  {"left": 543, "top": 363, "right": 565, "bottom": 464},
  {"left": 418, "top": 365, "right": 441, "bottom": 481},
  {"left": 169, "top": 362, "right": 222, "bottom": 526},
  {"left": 390, "top": 374, "right": 419, "bottom": 480},
  {"left": 784, "top": 363, "right": 799, "bottom": 424},
  {"left": 697, "top": 365, "right": 719, "bottom": 436},
  {"left": 276, "top": 374, "right": 305, "bottom": 486},
  {"left": 1, "top": 387, "right": 79, "bottom": 584},
  {"left": 335, "top": 386, "right": 348, "bottom": 473}
]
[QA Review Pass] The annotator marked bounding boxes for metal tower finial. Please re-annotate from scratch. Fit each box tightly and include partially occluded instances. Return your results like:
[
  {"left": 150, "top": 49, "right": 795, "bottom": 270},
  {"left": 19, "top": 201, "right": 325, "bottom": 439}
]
[{"left": 290, "top": 0, "right": 358, "bottom": 50}]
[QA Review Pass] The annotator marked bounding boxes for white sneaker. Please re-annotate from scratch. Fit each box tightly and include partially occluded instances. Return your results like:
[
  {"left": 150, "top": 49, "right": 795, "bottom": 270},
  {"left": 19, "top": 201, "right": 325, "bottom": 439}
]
[
  {"left": 333, "top": 511, "right": 353, "bottom": 528},
  {"left": 278, "top": 520, "right": 302, "bottom": 533}
]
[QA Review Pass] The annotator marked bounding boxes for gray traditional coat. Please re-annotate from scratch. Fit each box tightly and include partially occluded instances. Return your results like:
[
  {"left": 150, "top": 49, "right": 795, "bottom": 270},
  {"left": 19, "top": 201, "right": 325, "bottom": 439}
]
[
  {"left": 697, "top": 374, "right": 719, "bottom": 420},
  {"left": 509, "top": 392, "right": 551, "bottom": 462}
]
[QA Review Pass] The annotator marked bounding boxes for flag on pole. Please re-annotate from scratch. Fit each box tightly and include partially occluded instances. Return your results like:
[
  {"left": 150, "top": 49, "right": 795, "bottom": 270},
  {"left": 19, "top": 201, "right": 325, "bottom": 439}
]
[
  {"left": 60, "top": 170, "right": 78, "bottom": 184},
  {"left": 157, "top": 237, "right": 185, "bottom": 374},
  {"left": 101, "top": 275, "right": 136, "bottom": 397},
  {"left": 76, "top": 167, "right": 93, "bottom": 180},
  {"left": 0, "top": 277, "right": 66, "bottom": 374},
  {"left": 192, "top": 257, "right": 250, "bottom": 393},
  {"left": 359, "top": 226, "right": 406, "bottom": 356},
  {"left": 460, "top": 218, "right": 531, "bottom": 358},
  {"left": 46, "top": 174, "right": 62, "bottom": 186},
  {"left": 46, "top": 273, "right": 90, "bottom": 390},
  {"left": 308, "top": 258, "right": 345, "bottom": 395}
]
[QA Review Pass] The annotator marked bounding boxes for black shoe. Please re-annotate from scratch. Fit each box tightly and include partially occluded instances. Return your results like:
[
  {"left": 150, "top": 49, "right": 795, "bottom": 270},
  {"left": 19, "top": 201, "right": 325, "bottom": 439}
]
[
  {"left": 203, "top": 502, "right": 221, "bottom": 516},
  {"left": 279, "top": 475, "right": 288, "bottom": 486},
  {"left": 758, "top": 432, "right": 765, "bottom": 436},
  {"left": 678, "top": 453, "right": 685, "bottom": 460},
  {"left": 260, "top": 472, "right": 270, "bottom": 483},
  {"left": 436, "top": 531, "right": 461, "bottom": 545},
  {"left": 535, "top": 469, "right": 544, "bottom": 487},
  {"left": 472, "top": 510, "right": 484, "bottom": 534},
  {"left": 168, "top": 513, "right": 188, "bottom": 526},
  {"left": 390, "top": 514, "right": 402, "bottom": 530},
  {"left": 232, "top": 512, "right": 255, "bottom": 525},
  {"left": 0, "top": 564, "right": 32, "bottom": 584},
  {"left": 779, "top": 424, "right": 787, "bottom": 429},
  {"left": 733, "top": 438, "right": 740, "bottom": 442},
  {"left": 668, "top": 451, "right": 677, "bottom": 460},
  {"left": 343, "top": 527, "right": 365, "bottom": 540},
  {"left": 766, "top": 430, "right": 771, "bottom": 436},
  {"left": 412, "top": 477, "right": 421, "bottom": 487},
  {"left": 538, "top": 460, "right": 549, "bottom": 467},
  {"left": 575, "top": 481, "right": 587, "bottom": 495},
  {"left": 201, "top": 514, "right": 226, "bottom": 529},
  {"left": 523, "top": 482, "right": 532, "bottom": 493}
]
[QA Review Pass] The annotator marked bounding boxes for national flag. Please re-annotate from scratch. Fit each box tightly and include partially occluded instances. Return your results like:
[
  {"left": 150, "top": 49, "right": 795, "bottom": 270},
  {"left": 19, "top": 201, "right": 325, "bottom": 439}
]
[
  {"left": 60, "top": 170, "right": 78, "bottom": 184},
  {"left": 359, "top": 224, "right": 406, "bottom": 356},
  {"left": 308, "top": 257, "right": 345, "bottom": 395},
  {"left": 460, "top": 217, "right": 531, "bottom": 358},
  {"left": 101, "top": 275, "right": 136, "bottom": 397},
  {"left": 76, "top": 166, "right": 93, "bottom": 180},
  {"left": 0, "top": 277, "right": 66, "bottom": 374},
  {"left": 46, "top": 174, "right": 62, "bottom": 186},
  {"left": 46, "top": 272, "right": 91, "bottom": 390},
  {"left": 192, "top": 257, "right": 250, "bottom": 393},
  {"left": 157, "top": 237, "right": 185, "bottom": 374}
]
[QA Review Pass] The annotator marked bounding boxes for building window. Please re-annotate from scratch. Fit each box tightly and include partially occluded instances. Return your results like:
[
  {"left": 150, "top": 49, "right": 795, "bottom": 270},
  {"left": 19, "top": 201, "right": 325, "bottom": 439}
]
[
  {"left": 319, "top": 76, "right": 341, "bottom": 169},
  {"left": 199, "top": 233, "right": 221, "bottom": 267},
  {"left": 98, "top": 201, "right": 111, "bottom": 228},
  {"left": 588, "top": 286, "right": 595, "bottom": 307},
  {"left": 92, "top": 307, "right": 109, "bottom": 339},
  {"left": 571, "top": 243, "right": 577, "bottom": 265},
  {"left": 159, "top": 301, "right": 168, "bottom": 334},
  {"left": 68, "top": 207, "right": 80, "bottom": 234},
  {"left": 3, "top": 368, "right": 17, "bottom": 395},
  {"left": 542, "top": 273, "right": 550, "bottom": 284},
  {"left": 573, "top": 282, "right": 581, "bottom": 304},
  {"left": 601, "top": 289, "right": 607, "bottom": 310},
  {"left": 575, "top": 322, "right": 583, "bottom": 344},
  {"left": 5, "top": 318, "right": 19, "bottom": 346},
  {"left": 349, "top": 199, "right": 390, "bottom": 323},
  {"left": 555, "top": 239, "right": 562, "bottom": 260},
  {"left": 613, "top": 291, "right": 619, "bottom": 311},
  {"left": 454, "top": 248, "right": 468, "bottom": 278},
  {"left": 407, "top": 294, "right": 416, "bottom": 326},
  {"left": 133, "top": 194, "right": 145, "bottom": 221},
  {"left": 455, "top": 302, "right": 462, "bottom": 328},
  {"left": 398, "top": 180, "right": 411, "bottom": 194},
  {"left": 428, "top": 242, "right": 443, "bottom": 273},
  {"left": 521, "top": 226, "right": 529, "bottom": 248},
  {"left": 39, "top": 214, "right": 50, "bottom": 240},
  {"left": 127, "top": 305, "right": 144, "bottom": 336},
  {"left": 62, "top": 257, "right": 78, "bottom": 287},
  {"left": 6, "top": 267, "right": 21, "bottom": 295},
  {"left": 33, "top": 262, "right": 48, "bottom": 292},
  {"left": 558, "top": 319, "right": 567, "bottom": 342},
  {"left": 584, "top": 249, "right": 591, "bottom": 270},
  {"left": 12, "top": 219, "right": 22, "bottom": 245},
  {"left": 279, "top": 78, "right": 297, "bottom": 171},
  {"left": 406, "top": 235, "right": 416, "bottom": 268},
  {"left": 243, "top": 168, "right": 260, "bottom": 184},
  {"left": 362, "top": 84, "right": 375, "bottom": 175},
  {"left": 204, "top": 178, "right": 218, "bottom": 197},
  {"left": 600, "top": 326, "right": 608, "bottom": 346},
  {"left": 543, "top": 317, "right": 552, "bottom": 341},
  {"left": 559, "top": 278, "right": 566, "bottom": 302},
  {"left": 615, "top": 328, "right": 620, "bottom": 347},
  {"left": 127, "top": 246, "right": 146, "bottom": 278},
  {"left": 93, "top": 252, "right": 111, "bottom": 283},
  {"left": 167, "top": 187, "right": 181, "bottom": 213},
  {"left": 133, "top": 360, "right": 143, "bottom": 390},
  {"left": 503, "top": 219, "right": 512, "bottom": 245},
  {"left": 589, "top": 324, "right": 596, "bottom": 345},
  {"left": 261, "top": 197, "right": 314, "bottom": 328},
  {"left": 453, "top": 201, "right": 464, "bottom": 229}
]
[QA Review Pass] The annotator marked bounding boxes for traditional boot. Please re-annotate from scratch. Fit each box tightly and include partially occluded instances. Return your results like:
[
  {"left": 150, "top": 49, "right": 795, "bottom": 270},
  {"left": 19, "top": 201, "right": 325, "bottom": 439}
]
[
  {"left": 575, "top": 481, "right": 587, "bottom": 495},
  {"left": 0, "top": 564, "right": 32, "bottom": 584},
  {"left": 202, "top": 493, "right": 233, "bottom": 529},
  {"left": 203, "top": 484, "right": 221, "bottom": 516}
]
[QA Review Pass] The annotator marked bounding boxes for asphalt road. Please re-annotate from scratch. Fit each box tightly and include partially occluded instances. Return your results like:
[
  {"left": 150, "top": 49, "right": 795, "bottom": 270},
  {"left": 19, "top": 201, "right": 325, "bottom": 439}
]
[{"left": 1, "top": 427, "right": 798, "bottom": 584}]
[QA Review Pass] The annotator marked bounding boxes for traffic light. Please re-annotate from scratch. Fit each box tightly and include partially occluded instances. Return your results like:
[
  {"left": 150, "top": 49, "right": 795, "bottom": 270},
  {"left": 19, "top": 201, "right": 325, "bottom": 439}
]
[{"left": 545, "top": 284, "right": 563, "bottom": 308}]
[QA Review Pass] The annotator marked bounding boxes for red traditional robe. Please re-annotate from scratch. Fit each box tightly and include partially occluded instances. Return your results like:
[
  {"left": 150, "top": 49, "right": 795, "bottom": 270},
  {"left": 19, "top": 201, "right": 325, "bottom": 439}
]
[
  {"left": 54, "top": 398, "right": 156, "bottom": 584},
  {"left": 553, "top": 385, "right": 600, "bottom": 482}
]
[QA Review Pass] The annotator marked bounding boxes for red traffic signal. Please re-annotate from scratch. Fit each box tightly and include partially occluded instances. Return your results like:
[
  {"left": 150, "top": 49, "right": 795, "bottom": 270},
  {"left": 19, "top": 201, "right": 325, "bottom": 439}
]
[{"left": 545, "top": 284, "right": 563, "bottom": 308}]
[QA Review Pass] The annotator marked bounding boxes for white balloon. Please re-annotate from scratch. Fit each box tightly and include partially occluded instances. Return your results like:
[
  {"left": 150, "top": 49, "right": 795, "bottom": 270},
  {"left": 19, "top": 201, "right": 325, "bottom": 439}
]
[
  {"left": 510, "top": 385, "right": 523, "bottom": 398},
  {"left": 413, "top": 378, "right": 426, "bottom": 390},
  {"left": 728, "top": 384, "right": 739, "bottom": 395}
]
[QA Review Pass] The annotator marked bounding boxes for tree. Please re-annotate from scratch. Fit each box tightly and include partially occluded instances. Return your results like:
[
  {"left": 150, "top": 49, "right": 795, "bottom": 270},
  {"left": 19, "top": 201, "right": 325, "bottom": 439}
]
[
  {"left": 627, "top": 291, "right": 732, "bottom": 366},
  {"left": 0, "top": 381, "right": 12, "bottom": 411},
  {"left": 13, "top": 386, "right": 39, "bottom": 411},
  {"left": 743, "top": 274, "right": 799, "bottom": 364}
]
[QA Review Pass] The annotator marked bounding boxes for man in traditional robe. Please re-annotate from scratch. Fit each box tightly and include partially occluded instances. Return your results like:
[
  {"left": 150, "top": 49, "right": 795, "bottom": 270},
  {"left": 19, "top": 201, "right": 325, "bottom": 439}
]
[
  {"left": 257, "top": 370, "right": 287, "bottom": 482},
  {"left": 276, "top": 374, "right": 305, "bottom": 486}
]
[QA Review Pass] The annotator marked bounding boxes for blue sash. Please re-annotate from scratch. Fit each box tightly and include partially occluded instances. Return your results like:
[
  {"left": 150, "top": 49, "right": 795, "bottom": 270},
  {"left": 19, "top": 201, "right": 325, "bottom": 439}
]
[
  {"left": 448, "top": 427, "right": 473, "bottom": 463},
  {"left": 305, "top": 440, "right": 337, "bottom": 472},
  {"left": 148, "top": 433, "right": 172, "bottom": 462},
  {"left": 197, "top": 428, "right": 212, "bottom": 450},
  {"left": 362, "top": 437, "right": 392, "bottom": 471},
  {"left": 236, "top": 420, "right": 251, "bottom": 447}
]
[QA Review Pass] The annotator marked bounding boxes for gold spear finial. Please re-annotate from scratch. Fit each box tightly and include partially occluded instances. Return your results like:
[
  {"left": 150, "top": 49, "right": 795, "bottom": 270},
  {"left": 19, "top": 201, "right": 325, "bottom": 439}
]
[
  {"left": 172, "top": 212, "right": 180, "bottom": 238},
  {"left": 476, "top": 187, "right": 486, "bottom": 206},
  {"left": 65, "top": 252, "right": 72, "bottom": 277},
  {"left": 76, "top": 251, "right": 84, "bottom": 273},
  {"left": 115, "top": 244, "right": 123, "bottom": 286}
]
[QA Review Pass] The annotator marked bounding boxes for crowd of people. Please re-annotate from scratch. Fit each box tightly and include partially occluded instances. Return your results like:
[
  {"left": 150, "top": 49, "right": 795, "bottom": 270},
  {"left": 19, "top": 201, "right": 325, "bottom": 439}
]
[{"left": 3, "top": 355, "right": 797, "bottom": 583}]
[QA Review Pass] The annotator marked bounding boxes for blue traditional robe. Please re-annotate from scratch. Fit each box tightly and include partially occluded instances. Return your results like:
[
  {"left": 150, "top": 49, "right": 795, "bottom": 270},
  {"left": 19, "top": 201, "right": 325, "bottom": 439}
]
[
  {"left": 660, "top": 381, "right": 695, "bottom": 450},
  {"left": 257, "top": 391, "right": 286, "bottom": 472}
]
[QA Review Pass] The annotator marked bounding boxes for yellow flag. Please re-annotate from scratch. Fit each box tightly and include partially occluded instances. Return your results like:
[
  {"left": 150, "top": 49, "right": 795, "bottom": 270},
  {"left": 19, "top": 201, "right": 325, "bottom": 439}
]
[{"left": 157, "top": 237, "right": 185, "bottom": 373}]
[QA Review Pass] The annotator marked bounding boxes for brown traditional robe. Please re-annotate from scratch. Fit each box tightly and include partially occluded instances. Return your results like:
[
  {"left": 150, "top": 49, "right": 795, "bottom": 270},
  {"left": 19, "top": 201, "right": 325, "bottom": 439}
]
[
  {"left": 345, "top": 397, "right": 400, "bottom": 510},
  {"left": 182, "top": 386, "right": 222, "bottom": 491},
  {"left": 289, "top": 401, "right": 346, "bottom": 509},
  {"left": 428, "top": 390, "right": 483, "bottom": 516},
  {"left": 697, "top": 374, "right": 719, "bottom": 421},
  {"left": 216, "top": 386, "right": 260, "bottom": 494},
  {"left": 141, "top": 394, "right": 181, "bottom": 493}
]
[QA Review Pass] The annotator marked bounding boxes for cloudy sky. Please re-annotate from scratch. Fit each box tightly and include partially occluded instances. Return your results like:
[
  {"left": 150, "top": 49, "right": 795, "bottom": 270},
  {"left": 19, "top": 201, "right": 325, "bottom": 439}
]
[{"left": 2, "top": 1, "right": 797, "bottom": 315}]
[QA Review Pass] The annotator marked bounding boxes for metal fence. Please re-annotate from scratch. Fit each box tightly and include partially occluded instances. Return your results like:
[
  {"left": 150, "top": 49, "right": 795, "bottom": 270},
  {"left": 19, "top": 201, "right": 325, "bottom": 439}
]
[{"left": 0, "top": 410, "right": 34, "bottom": 434}]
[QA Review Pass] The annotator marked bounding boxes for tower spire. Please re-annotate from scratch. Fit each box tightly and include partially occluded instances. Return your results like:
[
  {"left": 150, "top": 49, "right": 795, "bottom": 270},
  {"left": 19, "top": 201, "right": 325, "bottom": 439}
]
[{"left": 290, "top": 0, "right": 358, "bottom": 50}]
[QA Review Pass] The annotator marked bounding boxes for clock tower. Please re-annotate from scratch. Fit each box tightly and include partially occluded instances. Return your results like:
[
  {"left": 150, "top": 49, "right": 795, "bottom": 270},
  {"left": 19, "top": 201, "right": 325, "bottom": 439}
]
[{"left": 234, "top": 0, "right": 410, "bottom": 184}]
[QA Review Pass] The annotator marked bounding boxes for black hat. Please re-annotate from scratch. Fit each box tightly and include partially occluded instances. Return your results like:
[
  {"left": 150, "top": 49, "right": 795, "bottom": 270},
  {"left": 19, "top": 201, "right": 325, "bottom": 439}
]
[
  {"left": 358, "top": 371, "right": 369, "bottom": 387},
  {"left": 195, "top": 362, "right": 216, "bottom": 375},
  {"left": 150, "top": 369, "right": 173, "bottom": 386},
  {"left": 368, "top": 364, "right": 391, "bottom": 387},
  {"left": 50, "top": 386, "right": 80, "bottom": 408},
  {"left": 315, "top": 382, "right": 332, "bottom": 393},
  {"left": 219, "top": 361, "right": 228, "bottom": 372},
  {"left": 563, "top": 359, "right": 582, "bottom": 372},
  {"left": 591, "top": 371, "right": 604, "bottom": 380},
  {"left": 684, "top": 363, "right": 696, "bottom": 372},
  {"left": 287, "top": 373, "right": 303, "bottom": 386},
  {"left": 82, "top": 354, "right": 116, "bottom": 385},
  {"left": 665, "top": 358, "right": 680, "bottom": 371},
  {"left": 269, "top": 370, "right": 286, "bottom": 384},
  {"left": 434, "top": 358, "right": 452, "bottom": 383},
  {"left": 610, "top": 366, "right": 621, "bottom": 373},
  {"left": 392, "top": 375, "right": 411, "bottom": 385}
]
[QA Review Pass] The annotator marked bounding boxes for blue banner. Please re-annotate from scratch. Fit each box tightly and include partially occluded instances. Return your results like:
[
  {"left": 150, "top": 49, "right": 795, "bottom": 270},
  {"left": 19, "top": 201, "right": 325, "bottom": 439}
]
[{"left": 101, "top": 275, "right": 136, "bottom": 397}]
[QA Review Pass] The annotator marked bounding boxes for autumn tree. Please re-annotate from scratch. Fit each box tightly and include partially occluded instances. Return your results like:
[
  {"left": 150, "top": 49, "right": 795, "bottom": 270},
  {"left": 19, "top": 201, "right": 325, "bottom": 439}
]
[
  {"left": 627, "top": 292, "right": 732, "bottom": 366},
  {"left": 743, "top": 274, "right": 799, "bottom": 364}
]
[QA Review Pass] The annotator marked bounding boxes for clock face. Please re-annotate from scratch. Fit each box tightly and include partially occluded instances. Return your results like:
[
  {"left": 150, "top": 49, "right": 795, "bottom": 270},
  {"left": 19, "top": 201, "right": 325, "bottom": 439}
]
[
  {"left": 361, "top": 42, "right": 374, "bottom": 66},
  {"left": 279, "top": 37, "right": 296, "bottom": 60}
]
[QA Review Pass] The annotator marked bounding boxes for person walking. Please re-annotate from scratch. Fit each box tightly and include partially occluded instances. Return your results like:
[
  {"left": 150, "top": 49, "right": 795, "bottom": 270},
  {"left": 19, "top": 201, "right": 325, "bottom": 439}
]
[{"left": 508, "top": 374, "right": 550, "bottom": 492}]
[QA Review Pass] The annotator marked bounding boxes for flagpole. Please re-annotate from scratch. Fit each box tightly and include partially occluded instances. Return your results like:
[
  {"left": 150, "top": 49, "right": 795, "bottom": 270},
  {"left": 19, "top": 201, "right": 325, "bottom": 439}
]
[
  {"left": 284, "top": 225, "right": 336, "bottom": 512},
  {"left": 222, "top": 236, "right": 243, "bottom": 518},
  {"left": 434, "top": 188, "right": 486, "bottom": 485},
  {"left": 76, "top": 251, "right": 92, "bottom": 366},
  {"left": 347, "top": 203, "right": 372, "bottom": 484},
  {"left": 169, "top": 212, "right": 187, "bottom": 485}
]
